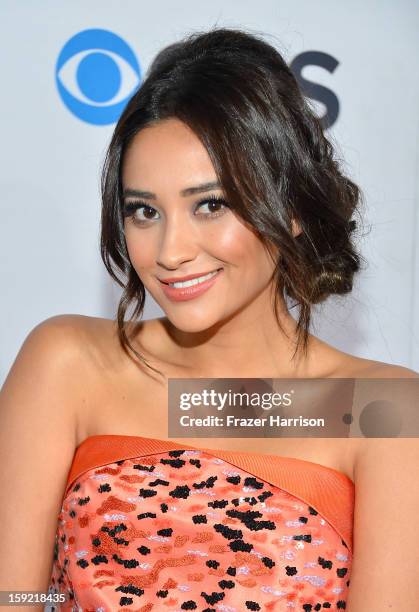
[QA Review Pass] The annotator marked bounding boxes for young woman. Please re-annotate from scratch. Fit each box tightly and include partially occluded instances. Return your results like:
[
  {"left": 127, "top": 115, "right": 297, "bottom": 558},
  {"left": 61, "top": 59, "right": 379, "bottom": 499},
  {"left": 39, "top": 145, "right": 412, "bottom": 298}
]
[{"left": 1, "top": 27, "right": 418, "bottom": 611}]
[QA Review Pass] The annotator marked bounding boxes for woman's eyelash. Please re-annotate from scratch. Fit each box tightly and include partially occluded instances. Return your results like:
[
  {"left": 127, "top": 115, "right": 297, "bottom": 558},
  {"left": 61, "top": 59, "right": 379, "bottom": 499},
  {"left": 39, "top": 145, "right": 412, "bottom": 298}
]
[{"left": 123, "top": 195, "right": 229, "bottom": 225}]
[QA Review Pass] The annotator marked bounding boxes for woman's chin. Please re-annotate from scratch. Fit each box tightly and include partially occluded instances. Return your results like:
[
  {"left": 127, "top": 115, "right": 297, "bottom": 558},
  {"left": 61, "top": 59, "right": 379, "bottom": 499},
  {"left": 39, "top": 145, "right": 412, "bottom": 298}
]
[{"left": 162, "top": 309, "right": 223, "bottom": 334}]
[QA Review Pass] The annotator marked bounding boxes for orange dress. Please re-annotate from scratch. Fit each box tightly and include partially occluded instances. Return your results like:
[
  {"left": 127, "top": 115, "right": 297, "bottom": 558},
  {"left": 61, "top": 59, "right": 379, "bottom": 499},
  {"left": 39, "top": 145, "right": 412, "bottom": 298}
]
[{"left": 48, "top": 435, "right": 354, "bottom": 611}]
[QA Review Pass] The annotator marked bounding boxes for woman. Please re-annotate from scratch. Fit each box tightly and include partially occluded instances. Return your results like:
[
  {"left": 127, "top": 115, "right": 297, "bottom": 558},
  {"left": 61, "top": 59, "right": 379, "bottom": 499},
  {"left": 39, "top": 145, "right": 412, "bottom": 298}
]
[{"left": 1, "top": 27, "right": 418, "bottom": 611}]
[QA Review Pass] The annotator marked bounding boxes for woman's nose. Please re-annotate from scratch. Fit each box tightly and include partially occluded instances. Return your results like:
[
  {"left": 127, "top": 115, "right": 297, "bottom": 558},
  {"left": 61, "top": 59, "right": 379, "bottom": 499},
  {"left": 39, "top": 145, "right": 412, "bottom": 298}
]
[{"left": 156, "top": 214, "right": 198, "bottom": 270}]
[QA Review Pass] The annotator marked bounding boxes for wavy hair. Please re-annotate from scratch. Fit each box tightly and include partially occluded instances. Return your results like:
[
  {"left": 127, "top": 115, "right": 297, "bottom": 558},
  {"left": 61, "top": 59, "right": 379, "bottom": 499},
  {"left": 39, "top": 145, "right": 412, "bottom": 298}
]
[{"left": 100, "top": 26, "right": 366, "bottom": 378}]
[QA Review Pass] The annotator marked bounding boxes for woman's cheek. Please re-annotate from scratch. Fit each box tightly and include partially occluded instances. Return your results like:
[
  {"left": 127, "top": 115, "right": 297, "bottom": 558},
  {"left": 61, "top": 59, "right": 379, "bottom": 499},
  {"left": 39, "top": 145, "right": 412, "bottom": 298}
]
[
  {"left": 125, "top": 232, "right": 155, "bottom": 271},
  {"left": 212, "top": 223, "right": 248, "bottom": 259}
]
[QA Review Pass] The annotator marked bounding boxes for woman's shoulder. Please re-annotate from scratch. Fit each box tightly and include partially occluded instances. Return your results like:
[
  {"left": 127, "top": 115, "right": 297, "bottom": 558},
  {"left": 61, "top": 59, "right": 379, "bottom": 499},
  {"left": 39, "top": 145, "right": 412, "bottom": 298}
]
[
  {"left": 36, "top": 314, "right": 160, "bottom": 377},
  {"left": 34, "top": 312, "right": 107, "bottom": 338},
  {"left": 304, "top": 334, "right": 418, "bottom": 380},
  {"left": 21, "top": 313, "right": 101, "bottom": 363},
  {"left": 316, "top": 336, "right": 419, "bottom": 379},
  {"left": 35, "top": 313, "right": 123, "bottom": 357},
  {"left": 339, "top": 353, "right": 419, "bottom": 379},
  {"left": 30, "top": 314, "right": 105, "bottom": 364}
]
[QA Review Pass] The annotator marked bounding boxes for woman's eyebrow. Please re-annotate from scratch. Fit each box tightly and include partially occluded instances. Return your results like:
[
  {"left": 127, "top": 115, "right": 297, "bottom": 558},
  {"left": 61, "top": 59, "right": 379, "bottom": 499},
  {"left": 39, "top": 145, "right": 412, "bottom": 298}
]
[{"left": 123, "top": 181, "right": 221, "bottom": 200}]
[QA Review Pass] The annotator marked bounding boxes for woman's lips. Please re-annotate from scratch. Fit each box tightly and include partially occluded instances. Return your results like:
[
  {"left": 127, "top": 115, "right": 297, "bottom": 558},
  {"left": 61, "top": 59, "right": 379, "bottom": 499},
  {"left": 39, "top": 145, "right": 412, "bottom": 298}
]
[{"left": 160, "top": 268, "right": 223, "bottom": 302}]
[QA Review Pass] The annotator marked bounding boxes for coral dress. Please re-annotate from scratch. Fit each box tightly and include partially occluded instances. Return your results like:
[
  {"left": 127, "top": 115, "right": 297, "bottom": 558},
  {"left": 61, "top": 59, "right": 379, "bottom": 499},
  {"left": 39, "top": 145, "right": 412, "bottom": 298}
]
[{"left": 48, "top": 435, "right": 354, "bottom": 611}]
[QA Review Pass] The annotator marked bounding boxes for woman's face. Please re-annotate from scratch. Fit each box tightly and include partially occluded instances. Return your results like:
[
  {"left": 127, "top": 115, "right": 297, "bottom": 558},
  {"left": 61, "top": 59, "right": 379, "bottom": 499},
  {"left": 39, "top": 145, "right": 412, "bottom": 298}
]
[{"left": 121, "top": 117, "right": 279, "bottom": 332}]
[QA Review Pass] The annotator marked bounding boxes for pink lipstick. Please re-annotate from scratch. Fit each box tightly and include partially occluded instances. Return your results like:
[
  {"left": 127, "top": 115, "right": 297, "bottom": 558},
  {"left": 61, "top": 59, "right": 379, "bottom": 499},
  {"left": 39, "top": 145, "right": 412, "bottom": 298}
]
[{"left": 159, "top": 268, "right": 223, "bottom": 302}]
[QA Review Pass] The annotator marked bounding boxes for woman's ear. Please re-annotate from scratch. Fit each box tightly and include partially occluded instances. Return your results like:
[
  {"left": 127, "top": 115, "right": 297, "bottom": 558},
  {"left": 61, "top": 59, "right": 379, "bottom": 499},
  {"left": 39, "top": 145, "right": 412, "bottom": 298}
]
[{"left": 291, "top": 218, "right": 302, "bottom": 237}]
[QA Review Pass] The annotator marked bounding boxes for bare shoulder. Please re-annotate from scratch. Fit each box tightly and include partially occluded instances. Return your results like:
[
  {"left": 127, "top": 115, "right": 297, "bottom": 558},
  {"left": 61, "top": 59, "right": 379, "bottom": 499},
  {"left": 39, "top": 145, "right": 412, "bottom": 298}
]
[
  {"left": 16, "top": 314, "right": 124, "bottom": 421},
  {"left": 323, "top": 350, "right": 418, "bottom": 479},
  {"left": 43, "top": 310, "right": 161, "bottom": 368},
  {"left": 356, "top": 359, "right": 418, "bottom": 378},
  {"left": 335, "top": 350, "right": 419, "bottom": 379},
  {"left": 23, "top": 313, "right": 102, "bottom": 352},
  {"left": 4, "top": 313, "right": 99, "bottom": 382},
  {"left": 33, "top": 312, "right": 111, "bottom": 349},
  {"left": 58, "top": 315, "right": 166, "bottom": 444},
  {"left": 41, "top": 313, "right": 160, "bottom": 396},
  {"left": 2, "top": 313, "right": 104, "bottom": 432},
  {"left": 310, "top": 336, "right": 418, "bottom": 379},
  {"left": 60, "top": 312, "right": 147, "bottom": 373},
  {"left": 33, "top": 313, "right": 124, "bottom": 369}
]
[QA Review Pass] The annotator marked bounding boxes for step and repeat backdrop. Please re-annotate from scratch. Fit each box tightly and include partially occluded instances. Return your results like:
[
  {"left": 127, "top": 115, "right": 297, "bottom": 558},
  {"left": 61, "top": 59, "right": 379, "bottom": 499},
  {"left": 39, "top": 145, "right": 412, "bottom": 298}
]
[{"left": 1, "top": 0, "right": 418, "bottom": 382}]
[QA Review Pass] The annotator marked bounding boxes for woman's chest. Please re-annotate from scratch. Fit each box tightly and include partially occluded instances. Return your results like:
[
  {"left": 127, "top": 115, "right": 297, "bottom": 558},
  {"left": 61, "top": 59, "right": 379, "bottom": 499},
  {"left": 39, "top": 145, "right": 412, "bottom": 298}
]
[{"left": 79, "top": 368, "right": 358, "bottom": 482}]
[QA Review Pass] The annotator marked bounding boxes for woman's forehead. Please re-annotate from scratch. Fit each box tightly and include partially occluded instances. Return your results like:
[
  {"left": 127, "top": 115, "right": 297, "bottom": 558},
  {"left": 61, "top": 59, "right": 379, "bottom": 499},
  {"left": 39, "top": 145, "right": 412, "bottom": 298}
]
[{"left": 122, "top": 120, "right": 218, "bottom": 191}]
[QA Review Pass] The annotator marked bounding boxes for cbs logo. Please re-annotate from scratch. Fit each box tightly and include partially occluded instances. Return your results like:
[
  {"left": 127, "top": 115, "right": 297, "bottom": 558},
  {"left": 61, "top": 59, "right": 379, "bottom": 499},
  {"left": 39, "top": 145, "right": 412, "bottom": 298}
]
[{"left": 55, "top": 28, "right": 141, "bottom": 125}]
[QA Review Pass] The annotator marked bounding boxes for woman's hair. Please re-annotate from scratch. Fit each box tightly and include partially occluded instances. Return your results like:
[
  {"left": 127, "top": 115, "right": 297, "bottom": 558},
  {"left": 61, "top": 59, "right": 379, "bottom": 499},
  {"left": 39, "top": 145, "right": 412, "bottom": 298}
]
[{"left": 100, "top": 26, "right": 365, "bottom": 378}]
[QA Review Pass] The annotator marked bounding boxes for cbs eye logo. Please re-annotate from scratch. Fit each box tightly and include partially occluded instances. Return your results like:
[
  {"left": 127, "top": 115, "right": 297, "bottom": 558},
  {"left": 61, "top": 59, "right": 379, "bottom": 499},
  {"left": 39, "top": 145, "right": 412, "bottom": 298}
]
[{"left": 55, "top": 28, "right": 141, "bottom": 125}]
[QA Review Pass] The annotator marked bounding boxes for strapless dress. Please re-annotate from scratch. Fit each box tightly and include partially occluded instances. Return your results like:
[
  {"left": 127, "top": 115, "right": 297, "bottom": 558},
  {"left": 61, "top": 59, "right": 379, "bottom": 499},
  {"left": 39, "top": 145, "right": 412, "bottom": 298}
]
[{"left": 47, "top": 435, "right": 354, "bottom": 611}]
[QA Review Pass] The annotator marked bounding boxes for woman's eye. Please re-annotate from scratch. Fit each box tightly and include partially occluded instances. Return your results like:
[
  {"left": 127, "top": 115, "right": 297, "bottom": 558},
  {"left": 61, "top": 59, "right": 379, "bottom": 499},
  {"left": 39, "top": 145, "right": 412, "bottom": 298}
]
[
  {"left": 123, "top": 196, "right": 229, "bottom": 226},
  {"left": 196, "top": 197, "right": 228, "bottom": 217},
  {"left": 123, "top": 202, "right": 159, "bottom": 224}
]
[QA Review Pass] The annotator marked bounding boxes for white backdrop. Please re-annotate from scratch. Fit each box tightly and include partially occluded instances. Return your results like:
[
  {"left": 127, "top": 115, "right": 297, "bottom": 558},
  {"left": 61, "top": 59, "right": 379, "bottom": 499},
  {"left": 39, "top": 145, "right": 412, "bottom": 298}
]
[{"left": 1, "top": 0, "right": 418, "bottom": 385}]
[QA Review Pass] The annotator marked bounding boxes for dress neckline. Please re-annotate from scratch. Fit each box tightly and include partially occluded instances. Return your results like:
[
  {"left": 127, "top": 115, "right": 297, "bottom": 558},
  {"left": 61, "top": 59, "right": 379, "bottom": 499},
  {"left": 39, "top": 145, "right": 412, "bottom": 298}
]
[{"left": 76, "top": 433, "right": 354, "bottom": 484}]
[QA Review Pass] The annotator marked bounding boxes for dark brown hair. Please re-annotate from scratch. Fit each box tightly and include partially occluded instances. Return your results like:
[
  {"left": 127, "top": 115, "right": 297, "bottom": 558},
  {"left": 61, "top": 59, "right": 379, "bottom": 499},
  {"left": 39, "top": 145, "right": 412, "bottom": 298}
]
[{"left": 100, "top": 26, "right": 366, "bottom": 378}]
